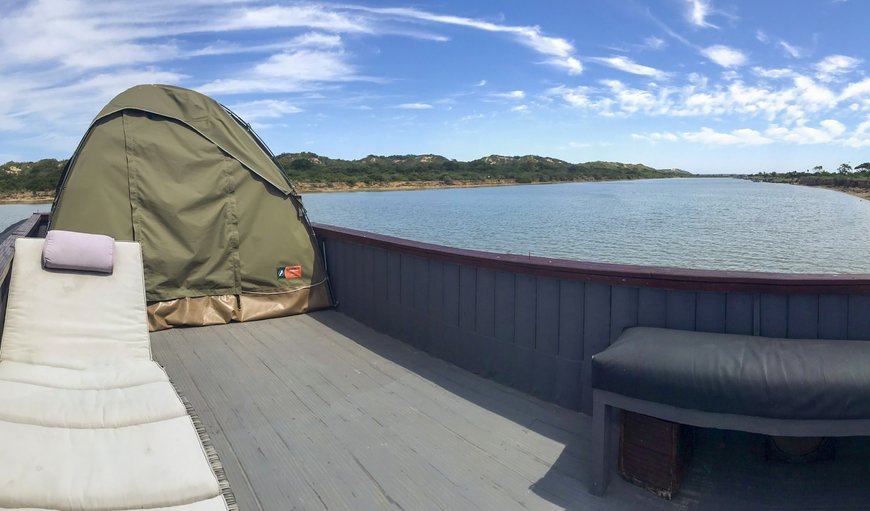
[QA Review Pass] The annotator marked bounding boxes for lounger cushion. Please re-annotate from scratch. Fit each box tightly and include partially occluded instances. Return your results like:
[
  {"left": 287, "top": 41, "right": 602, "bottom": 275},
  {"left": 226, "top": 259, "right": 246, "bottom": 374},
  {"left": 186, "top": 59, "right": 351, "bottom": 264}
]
[
  {"left": 592, "top": 327, "right": 870, "bottom": 420},
  {"left": 0, "top": 415, "right": 220, "bottom": 510},
  {"left": 0, "top": 495, "right": 230, "bottom": 511},
  {"left": 0, "top": 379, "right": 186, "bottom": 428},
  {"left": 0, "top": 360, "right": 170, "bottom": 390},
  {"left": 0, "top": 237, "right": 229, "bottom": 510},
  {"left": 42, "top": 229, "right": 115, "bottom": 274},
  {"left": 1, "top": 239, "right": 151, "bottom": 368}
]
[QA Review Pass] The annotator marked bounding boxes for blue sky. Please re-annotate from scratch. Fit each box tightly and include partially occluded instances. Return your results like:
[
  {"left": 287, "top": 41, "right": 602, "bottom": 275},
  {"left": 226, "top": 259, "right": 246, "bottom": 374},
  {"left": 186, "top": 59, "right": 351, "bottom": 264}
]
[{"left": 1, "top": 0, "right": 869, "bottom": 173}]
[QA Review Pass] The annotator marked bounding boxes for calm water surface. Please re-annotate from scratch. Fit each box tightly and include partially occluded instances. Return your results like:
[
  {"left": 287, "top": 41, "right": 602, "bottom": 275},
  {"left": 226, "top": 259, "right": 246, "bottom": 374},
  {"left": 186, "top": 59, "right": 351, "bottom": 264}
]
[
  {"left": 302, "top": 178, "right": 870, "bottom": 274},
  {"left": 2, "top": 179, "right": 866, "bottom": 273},
  {"left": 0, "top": 203, "right": 50, "bottom": 233}
]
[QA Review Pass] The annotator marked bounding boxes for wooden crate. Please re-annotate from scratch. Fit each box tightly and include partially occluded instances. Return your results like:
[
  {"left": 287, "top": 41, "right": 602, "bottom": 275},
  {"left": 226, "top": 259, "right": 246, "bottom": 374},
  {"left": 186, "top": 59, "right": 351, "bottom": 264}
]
[{"left": 619, "top": 411, "right": 692, "bottom": 499}]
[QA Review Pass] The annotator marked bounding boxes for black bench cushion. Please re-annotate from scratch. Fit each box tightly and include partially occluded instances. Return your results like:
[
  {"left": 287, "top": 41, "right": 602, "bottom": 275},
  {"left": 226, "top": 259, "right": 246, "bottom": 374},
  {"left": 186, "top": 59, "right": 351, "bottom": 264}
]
[{"left": 592, "top": 327, "right": 870, "bottom": 420}]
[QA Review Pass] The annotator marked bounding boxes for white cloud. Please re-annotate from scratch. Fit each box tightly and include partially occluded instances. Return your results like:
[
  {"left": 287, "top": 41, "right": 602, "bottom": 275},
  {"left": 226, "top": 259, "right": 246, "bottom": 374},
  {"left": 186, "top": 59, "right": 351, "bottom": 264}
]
[
  {"left": 511, "top": 105, "right": 529, "bottom": 112},
  {"left": 475, "top": 80, "right": 487, "bottom": 87},
  {"left": 592, "top": 56, "right": 666, "bottom": 78},
  {"left": 683, "top": 127, "right": 772, "bottom": 145},
  {"left": 765, "top": 119, "right": 846, "bottom": 144},
  {"left": 218, "top": 5, "right": 371, "bottom": 33},
  {"left": 844, "top": 118, "right": 870, "bottom": 148},
  {"left": 643, "top": 36, "right": 666, "bottom": 50},
  {"left": 753, "top": 67, "right": 797, "bottom": 79},
  {"left": 779, "top": 41, "right": 803, "bottom": 58},
  {"left": 397, "top": 103, "right": 433, "bottom": 109},
  {"left": 685, "top": 0, "right": 717, "bottom": 28},
  {"left": 632, "top": 132, "right": 679, "bottom": 142},
  {"left": 353, "top": 6, "right": 582, "bottom": 74},
  {"left": 227, "top": 99, "right": 301, "bottom": 121},
  {"left": 200, "top": 47, "right": 358, "bottom": 94},
  {"left": 701, "top": 45, "right": 747, "bottom": 68},
  {"left": 842, "top": 78, "right": 870, "bottom": 100},
  {"left": 755, "top": 30, "right": 769, "bottom": 43},
  {"left": 547, "top": 85, "right": 592, "bottom": 108},
  {"left": 815, "top": 55, "right": 861, "bottom": 81},
  {"left": 491, "top": 90, "right": 525, "bottom": 99},
  {"left": 289, "top": 32, "right": 344, "bottom": 49}
]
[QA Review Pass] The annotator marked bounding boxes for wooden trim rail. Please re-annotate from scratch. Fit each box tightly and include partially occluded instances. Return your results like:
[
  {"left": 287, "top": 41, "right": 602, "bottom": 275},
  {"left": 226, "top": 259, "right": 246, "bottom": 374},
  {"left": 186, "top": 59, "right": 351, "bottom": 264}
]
[
  {"left": 0, "top": 213, "right": 48, "bottom": 284},
  {"left": 313, "top": 223, "right": 870, "bottom": 295}
]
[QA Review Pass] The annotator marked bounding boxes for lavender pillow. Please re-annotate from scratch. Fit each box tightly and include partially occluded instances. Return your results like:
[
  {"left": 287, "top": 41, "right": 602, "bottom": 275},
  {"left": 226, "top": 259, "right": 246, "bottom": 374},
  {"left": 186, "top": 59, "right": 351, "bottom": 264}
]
[{"left": 42, "top": 230, "right": 115, "bottom": 274}]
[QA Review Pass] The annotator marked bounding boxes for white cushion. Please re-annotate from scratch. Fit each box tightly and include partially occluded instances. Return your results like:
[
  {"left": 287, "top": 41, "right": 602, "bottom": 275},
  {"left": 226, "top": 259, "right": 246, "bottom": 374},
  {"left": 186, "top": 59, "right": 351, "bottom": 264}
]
[
  {"left": 1, "top": 239, "right": 151, "bottom": 369},
  {"left": 0, "top": 416, "right": 221, "bottom": 510},
  {"left": 0, "top": 495, "right": 229, "bottom": 511},
  {"left": 0, "top": 360, "right": 169, "bottom": 390},
  {"left": 0, "top": 379, "right": 186, "bottom": 428}
]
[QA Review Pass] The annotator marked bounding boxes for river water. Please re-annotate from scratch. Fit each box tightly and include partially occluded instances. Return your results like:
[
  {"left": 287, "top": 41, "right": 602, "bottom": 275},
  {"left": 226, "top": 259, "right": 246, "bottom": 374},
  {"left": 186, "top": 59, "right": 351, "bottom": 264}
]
[
  {"left": 3, "top": 179, "right": 868, "bottom": 274},
  {"left": 302, "top": 178, "right": 870, "bottom": 274}
]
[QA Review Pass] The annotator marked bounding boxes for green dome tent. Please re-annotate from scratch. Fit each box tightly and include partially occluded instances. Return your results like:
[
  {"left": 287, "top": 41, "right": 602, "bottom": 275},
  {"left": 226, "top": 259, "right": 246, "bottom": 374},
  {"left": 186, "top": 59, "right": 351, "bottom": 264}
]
[{"left": 50, "top": 84, "right": 332, "bottom": 330}]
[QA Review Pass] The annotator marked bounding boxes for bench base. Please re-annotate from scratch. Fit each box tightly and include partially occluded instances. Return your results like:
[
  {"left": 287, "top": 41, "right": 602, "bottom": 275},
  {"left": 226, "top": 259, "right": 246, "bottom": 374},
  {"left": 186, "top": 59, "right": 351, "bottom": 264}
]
[{"left": 590, "top": 389, "right": 870, "bottom": 496}]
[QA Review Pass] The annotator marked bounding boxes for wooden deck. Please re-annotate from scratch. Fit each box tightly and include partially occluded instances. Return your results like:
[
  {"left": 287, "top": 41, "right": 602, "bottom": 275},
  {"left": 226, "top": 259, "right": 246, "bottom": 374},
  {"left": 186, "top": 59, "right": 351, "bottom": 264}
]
[{"left": 151, "top": 311, "right": 870, "bottom": 510}]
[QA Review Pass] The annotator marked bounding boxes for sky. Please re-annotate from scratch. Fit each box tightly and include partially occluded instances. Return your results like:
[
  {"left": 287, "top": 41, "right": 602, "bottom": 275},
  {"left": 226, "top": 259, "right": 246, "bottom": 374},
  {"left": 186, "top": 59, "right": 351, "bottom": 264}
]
[{"left": 1, "top": 0, "right": 869, "bottom": 174}]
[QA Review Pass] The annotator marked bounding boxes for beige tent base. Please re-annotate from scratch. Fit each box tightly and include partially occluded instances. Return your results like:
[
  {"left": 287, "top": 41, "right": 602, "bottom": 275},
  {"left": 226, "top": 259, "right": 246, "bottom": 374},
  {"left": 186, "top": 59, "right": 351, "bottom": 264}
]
[{"left": 147, "top": 283, "right": 332, "bottom": 331}]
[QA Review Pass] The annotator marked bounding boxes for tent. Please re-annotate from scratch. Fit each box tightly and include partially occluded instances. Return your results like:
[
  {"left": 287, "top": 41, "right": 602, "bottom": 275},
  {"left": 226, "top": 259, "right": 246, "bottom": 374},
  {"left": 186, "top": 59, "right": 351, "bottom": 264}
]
[{"left": 50, "top": 84, "right": 332, "bottom": 330}]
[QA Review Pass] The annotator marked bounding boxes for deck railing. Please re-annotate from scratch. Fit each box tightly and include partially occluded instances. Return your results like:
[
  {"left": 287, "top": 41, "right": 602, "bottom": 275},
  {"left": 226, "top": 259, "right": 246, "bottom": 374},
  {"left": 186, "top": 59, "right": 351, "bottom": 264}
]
[
  {"left": 313, "top": 223, "right": 870, "bottom": 414},
  {"left": 0, "top": 213, "right": 50, "bottom": 332}
]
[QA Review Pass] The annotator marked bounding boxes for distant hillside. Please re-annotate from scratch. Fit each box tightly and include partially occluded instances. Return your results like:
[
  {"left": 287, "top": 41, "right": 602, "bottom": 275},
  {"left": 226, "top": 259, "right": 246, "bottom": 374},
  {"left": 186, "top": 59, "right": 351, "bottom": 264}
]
[
  {"left": 0, "top": 153, "right": 691, "bottom": 199},
  {"left": 0, "top": 159, "right": 65, "bottom": 193},
  {"left": 276, "top": 152, "right": 692, "bottom": 186}
]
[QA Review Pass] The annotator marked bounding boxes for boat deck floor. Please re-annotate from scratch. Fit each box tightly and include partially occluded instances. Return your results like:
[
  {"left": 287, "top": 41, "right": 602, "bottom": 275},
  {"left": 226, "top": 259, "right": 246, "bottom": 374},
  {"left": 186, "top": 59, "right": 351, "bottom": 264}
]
[{"left": 151, "top": 311, "right": 870, "bottom": 511}]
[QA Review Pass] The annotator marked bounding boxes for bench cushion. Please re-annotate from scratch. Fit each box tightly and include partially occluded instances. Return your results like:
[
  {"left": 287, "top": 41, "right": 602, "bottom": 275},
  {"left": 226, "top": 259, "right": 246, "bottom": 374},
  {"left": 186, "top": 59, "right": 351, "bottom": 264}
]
[{"left": 592, "top": 327, "right": 870, "bottom": 420}]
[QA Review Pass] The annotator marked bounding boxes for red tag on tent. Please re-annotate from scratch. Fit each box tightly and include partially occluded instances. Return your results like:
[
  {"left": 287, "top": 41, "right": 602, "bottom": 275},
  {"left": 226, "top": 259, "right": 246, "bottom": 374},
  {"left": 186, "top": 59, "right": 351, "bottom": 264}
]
[{"left": 284, "top": 265, "right": 302, "bottom": 279}]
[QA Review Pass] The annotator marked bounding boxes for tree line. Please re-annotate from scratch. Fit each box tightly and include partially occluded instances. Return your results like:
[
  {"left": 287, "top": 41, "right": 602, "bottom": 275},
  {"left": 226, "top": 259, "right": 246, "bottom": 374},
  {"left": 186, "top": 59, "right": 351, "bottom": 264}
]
[
  {"left": 0, "top": 153, "right": 691, "bottom": 194},
  {"left": 276, "top": 152, "right": 691, "bottom": 185},
  {"left": 750, "top": 162, "right": 870, "bottom": 189}
]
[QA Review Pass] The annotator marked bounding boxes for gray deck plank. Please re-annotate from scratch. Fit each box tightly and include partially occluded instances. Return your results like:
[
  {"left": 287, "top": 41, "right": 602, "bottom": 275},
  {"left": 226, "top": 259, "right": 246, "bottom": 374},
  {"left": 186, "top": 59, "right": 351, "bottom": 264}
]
[{"left": 152, "top": 310, "right": 870, "bottom": 511}]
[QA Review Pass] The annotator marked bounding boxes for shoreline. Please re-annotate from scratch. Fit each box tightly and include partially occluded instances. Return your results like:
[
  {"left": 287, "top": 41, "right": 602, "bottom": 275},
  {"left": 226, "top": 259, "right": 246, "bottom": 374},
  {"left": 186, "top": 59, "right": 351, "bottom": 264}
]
[
  {"left": 0, "top": 177, "right": 652, "bottom": 203},
  {"left": 816, "top": 185, "right": 870, "bottom": 201},
  {"left": 3, "top": 179, "right": 867, "bottom": 204},
  {"left": 296, "top": 179, "right": 558, "bottom": 194},
  {"left": 0, "top": 192, "right": 54, "bottom": 205},
  {"left": 757, "top": 180, "right": 870, "bottom": 201}
]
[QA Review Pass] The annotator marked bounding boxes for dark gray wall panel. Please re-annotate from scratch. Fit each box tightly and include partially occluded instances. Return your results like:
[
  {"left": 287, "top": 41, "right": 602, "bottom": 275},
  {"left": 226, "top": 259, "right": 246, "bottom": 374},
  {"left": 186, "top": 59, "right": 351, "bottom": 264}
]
[
  {"left": 514, "top": 274, "right": 537, "bottom": 349},
  {"left": 387, "top": 252, "right": 401, "bottom": 305},
  {"left": 371, "top": 247, "right": 389, "bottom": 332},
  {"left": 535, "top": 277, "right": 560, "bottom": 355},
  {"left": 511, "top": 345, "right": 534, "bottom": 394},
  {"left": 413, "top": 256, "right": 429, "bottom": 313},
  {"left": 848, "top": 295, "right": 870, "bottom": 340},
  {"left": 359, "top": 245, "right": 375, "bottom": 329},
  {"left": 555, "top": 358, "right": 582, "bottom": 411},
  {"left": 760, "top": 294, "right": 788, "bottom": 338},
  {"left": 476, "top": 269, "right": 495, "bottom": 338},
  {"left": 666, "top": 291, "right": 696, "bottom": 331},
  {"left": 558, "top": 281, "right": 585, "bottom": 360},
  {"left": 491, "top": 339, "right": 513, "bottom": 387},
  {"left": 610, "top": 286, "right": 638, "bottom": 343},
  {"left": 532, "top": 351, "right": 557, "bottom": 401},
  {"left": 638, "top": 288, "right": 667, "bottom": 328},
  {"left": 318, "top": 235, "right": 870, "bottom": 414},
  {"left": 426, "top": 320, "right": 447, "bottom": 360},
  {"left": 819, "top": 294, "right": 848, "bottom": 339},
  {"left": 787, "top": 295, "right": 818, "bottom": 339},
  {"left": 458, "top": 265, "right": 476, "bottom": 332},
  {"left": 427, "top": 260, "right": 444, "bottom": 320},
  {"left": 494, "top": 272, "right": 515, "bottom": 345},
  {"left": 696, "top": 292, "right": 726, "bottom": 333},
  {"left": 583, "top": 283, "right": 611, "bottom": 359},
  {"left": 442, "top": 264, "right": 459, "bottom": 327},
  {"left": 726, "top": 293, "right": 754, "bottom": 335},
  {"left": 400, "top": 254, "right": 415, "bottom": 308}
]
